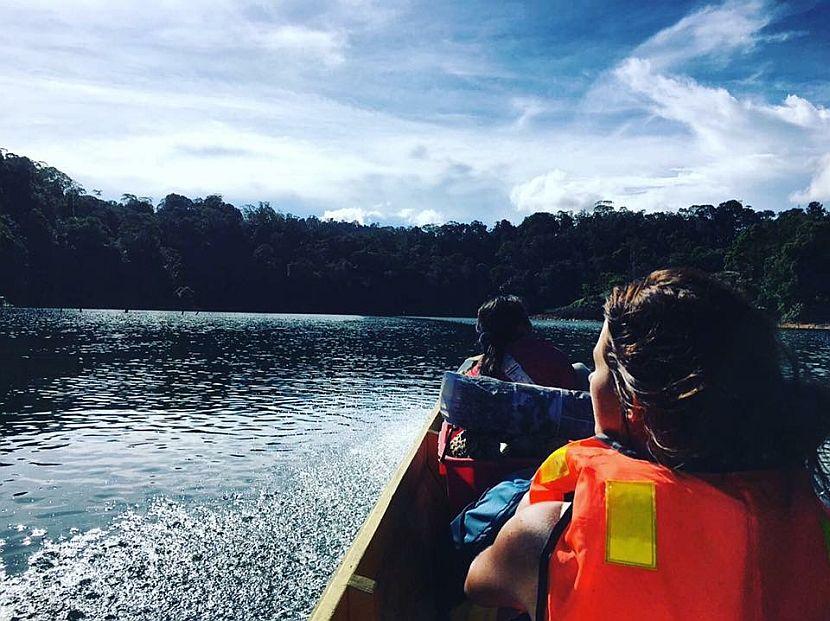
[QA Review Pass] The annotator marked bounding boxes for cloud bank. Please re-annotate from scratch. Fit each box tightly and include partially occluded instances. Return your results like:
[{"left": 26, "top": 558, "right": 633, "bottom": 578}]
[
  {"left": 0, "top": 0, "right": 827, "bottom": 223},
  {"left": 512, "top": 0, "right": 830, "bottom": 214}
]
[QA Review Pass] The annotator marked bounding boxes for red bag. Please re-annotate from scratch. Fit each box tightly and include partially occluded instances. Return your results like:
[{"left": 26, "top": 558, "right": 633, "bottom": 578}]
[{"left": 438, "top": 421, "right": 541, "bottom": 516}]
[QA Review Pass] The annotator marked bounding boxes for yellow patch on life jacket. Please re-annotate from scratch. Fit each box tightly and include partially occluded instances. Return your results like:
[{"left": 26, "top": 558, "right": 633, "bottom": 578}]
[
  {"left": 605, "top": 480, "right": 657, "bottom": 569},
  {"left": 537, "top": 444, "right": 570, "bottom": 484}
]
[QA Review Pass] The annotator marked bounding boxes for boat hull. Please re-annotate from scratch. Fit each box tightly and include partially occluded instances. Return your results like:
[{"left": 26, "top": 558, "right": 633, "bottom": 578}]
[{"left": 310, "top": 410, "right": 454, "bottom": 620}]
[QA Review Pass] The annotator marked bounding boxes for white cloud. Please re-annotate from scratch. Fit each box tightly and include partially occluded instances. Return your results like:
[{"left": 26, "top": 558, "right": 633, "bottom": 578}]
[
  {"left": 614, "top": 59, "right": 830, "bottom": 136},
  {"left": 766, "top": 95, "right": 830, "bottom": 128},
  {"left": 511, "top": 97, "right": 550, "bottom": 129},
  {"left": 613, "top": 58, "right": 746, "bottom": 154},
  {"left": 515, "top": 0, "right": 829, "bottom": 214},
  {"left": 322, "top": 207, "right": 383, "bottom": 224},
  {"left": 611, "top": 57, "right": 830, "bottom": 164},
  {"left": 631, "top": 0, "right": 771, "bottom": 70},
  {"left": 258, "top": 26, "right": 347, "bottom": 66},
  {"left": 322, "top": 206, "right": 442, "bottom": 226},
  {"left": 396, "top": 208, "right": 443, "bottom": 226},
  {"left": 791, "top": 155, "right": 830, "bottom": 204},
  {"left": 511, "top": 170, "right": 602, "bottom": 212},
  {"left": 510, "top": 169, "right": 706, "bottom": 213}
]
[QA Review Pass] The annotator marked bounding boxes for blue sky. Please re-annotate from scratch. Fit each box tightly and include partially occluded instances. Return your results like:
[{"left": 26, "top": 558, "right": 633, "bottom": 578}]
[{"left": 1, "top": 0, "right": 828, "bottom": 225}]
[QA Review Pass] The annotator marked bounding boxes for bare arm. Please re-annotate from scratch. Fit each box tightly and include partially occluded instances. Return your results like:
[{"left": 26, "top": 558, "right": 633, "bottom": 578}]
[{"left": 464, "top": 499, "right": 566, "bottom": 618}]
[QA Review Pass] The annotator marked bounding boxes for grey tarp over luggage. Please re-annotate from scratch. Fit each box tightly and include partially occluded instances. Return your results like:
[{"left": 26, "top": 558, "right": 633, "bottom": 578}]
[{"left": 439, "top": 371, "right": 595, "bottom": 442}]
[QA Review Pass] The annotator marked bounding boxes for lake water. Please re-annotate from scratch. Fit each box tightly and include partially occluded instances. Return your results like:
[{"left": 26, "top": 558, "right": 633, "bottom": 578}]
[{"left": 0, "top": 310, "right": 828, "bottom": 620}]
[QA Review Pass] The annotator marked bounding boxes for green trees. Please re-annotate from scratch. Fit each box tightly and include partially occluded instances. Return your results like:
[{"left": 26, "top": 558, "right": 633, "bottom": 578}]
[
  {"left": 726, "top": 203, "right": 830, "bottom": 322},
  {"left": 0, "top": 150, "right": 827, "bottom": 321}
]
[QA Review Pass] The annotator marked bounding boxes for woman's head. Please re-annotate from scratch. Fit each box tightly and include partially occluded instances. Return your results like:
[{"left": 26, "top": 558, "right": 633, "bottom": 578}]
[
  {"left": 476, "top": 295, "right": 532, "bottom": 377},
  {"left": 590, "top": 268, "right": 827, "bottom": 471}
]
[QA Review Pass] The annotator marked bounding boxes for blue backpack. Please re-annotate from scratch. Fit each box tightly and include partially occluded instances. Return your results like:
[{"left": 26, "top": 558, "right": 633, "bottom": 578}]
[{"left": 450, "top": 469, "right": 534, "bottom": 557}]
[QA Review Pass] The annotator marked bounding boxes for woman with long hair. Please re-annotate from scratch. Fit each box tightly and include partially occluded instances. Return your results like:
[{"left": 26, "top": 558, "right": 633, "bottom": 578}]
[
  {"left": 448, "top": 294, "right": 577, "bottom": 460},
  {"left": 465, "top": 268, "right": 830, "bottom": 620},
  {"left": 466, "top": 295, "right": 576, "bottom": 389}
]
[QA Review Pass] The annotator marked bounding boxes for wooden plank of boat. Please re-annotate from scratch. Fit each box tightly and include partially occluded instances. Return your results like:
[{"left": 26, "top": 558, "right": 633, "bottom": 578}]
[{"left": 309, "top": 407, "right": 453, "bottom": 620}]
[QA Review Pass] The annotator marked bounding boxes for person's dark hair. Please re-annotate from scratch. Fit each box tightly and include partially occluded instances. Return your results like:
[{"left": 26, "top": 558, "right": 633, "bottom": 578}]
[
  {"left": 476, "top": 295, "right": 532, "bottom": 378},
  {"left": 603, "top": 268, "right": 829, "bottom": 472}
]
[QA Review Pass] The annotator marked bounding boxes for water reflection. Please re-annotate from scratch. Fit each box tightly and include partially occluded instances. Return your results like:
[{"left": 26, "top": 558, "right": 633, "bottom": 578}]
[{"left": 1, "top": 310, "right": 501, "bottom": 619}]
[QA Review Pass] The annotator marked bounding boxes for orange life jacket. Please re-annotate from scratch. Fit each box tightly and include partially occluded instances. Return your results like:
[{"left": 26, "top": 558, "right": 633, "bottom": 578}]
[{"left": 530, "top": 437, "right": 830, "bottom": 621}]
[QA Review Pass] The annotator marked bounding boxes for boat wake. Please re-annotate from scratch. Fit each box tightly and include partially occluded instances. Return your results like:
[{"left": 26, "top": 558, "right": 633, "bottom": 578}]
[{"left": 0, "top": 413, "right": 424, "bottom": 621}]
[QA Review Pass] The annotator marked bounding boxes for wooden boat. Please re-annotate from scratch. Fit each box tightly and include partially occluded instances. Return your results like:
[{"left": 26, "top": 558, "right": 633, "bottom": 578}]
[
  {"left": 310, "top": 364, "right": 592, "bottom": 620},
  {"left": 309, "top": 407, "right": 460, "bottom": 621}
]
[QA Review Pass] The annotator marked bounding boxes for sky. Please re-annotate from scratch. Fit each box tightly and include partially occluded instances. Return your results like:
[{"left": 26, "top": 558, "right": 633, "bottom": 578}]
[{"left": 1, "top": 0, "right": 829, "bottom": 226}]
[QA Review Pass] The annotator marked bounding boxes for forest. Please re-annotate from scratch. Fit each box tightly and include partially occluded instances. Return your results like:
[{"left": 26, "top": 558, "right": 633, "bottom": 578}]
[{"left": 1, "top": 150, "right": 828, "bottom": 322}]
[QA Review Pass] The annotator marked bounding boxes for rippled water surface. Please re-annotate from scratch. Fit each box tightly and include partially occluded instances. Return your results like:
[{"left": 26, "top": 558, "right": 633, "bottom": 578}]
[{"left": 0, "top": 310, "right": 827, "bottom": 620}]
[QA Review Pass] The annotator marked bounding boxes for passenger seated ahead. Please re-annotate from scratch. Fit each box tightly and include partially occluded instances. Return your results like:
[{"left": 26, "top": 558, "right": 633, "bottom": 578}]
[
  {"left": 465, "top": 268, "right": 830, "bottom": 620},
  {"left": 449, "top": 295, "right": 577, "bottom": 459}
]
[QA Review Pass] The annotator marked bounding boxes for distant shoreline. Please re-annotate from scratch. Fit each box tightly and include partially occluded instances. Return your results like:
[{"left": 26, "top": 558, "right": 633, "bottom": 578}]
[
  {"left": 779, "top": 322, "right": 830, "bottom": 331},
  {"left": 3, "top": 307, "right": 830, "bottom": 329},
  {"left": 531, "top": 314, "right": 600, "bottom": 322},
  {"left": 534, "top": 314, "right": 830, "bottom": 331}
]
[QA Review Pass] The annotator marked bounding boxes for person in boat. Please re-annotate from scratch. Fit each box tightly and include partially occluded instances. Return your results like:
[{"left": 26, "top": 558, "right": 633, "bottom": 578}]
[
  {"left": 464, "top": 268, "right": 830, "bottom": 620},
  {"left": 448, "top": 294, "right": 578, "bottom": 459},
  {"left": 462, "top": 295, "right": 577, "bottom": 388}
]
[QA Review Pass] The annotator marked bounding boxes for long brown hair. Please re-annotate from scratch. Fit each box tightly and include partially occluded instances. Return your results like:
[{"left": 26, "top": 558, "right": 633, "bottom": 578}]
[
  {"left": 603, "top": 268, "right": 828, "bottom": 471},
  {"left": 476, "top": 295, "right": 532, "bottom": 377}
]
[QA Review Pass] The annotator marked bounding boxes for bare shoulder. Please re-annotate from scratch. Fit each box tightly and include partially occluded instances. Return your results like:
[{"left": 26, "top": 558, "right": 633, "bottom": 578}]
[
  {"left": 465, "top": 500, "right": 565, "bottom": 615},
  {"left": 502, "top": 500, "right": 566, "bottom": 563}
]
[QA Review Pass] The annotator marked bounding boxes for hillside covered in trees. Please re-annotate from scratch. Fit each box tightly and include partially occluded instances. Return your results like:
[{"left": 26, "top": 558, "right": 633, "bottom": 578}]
[{"left": 1, "top": 150, "right": 828, "bottom": 322}]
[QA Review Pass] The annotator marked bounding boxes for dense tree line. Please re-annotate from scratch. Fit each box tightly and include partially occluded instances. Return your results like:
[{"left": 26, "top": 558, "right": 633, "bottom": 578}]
[{"left": 1, "top": 150, "right": 828, "bottom": 321}]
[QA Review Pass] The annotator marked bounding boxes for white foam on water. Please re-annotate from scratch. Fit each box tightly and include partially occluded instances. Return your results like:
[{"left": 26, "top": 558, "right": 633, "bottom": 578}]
[{"left": 0, "top": 411, "right": 425, "bottom": 621}]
